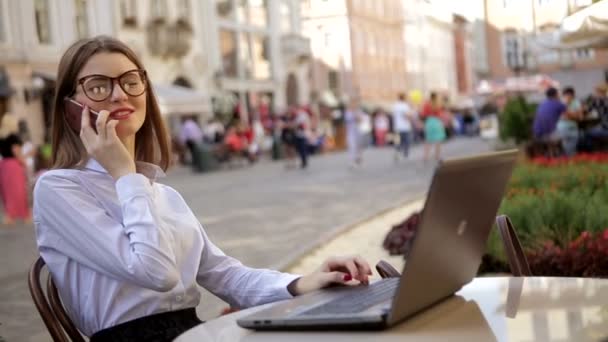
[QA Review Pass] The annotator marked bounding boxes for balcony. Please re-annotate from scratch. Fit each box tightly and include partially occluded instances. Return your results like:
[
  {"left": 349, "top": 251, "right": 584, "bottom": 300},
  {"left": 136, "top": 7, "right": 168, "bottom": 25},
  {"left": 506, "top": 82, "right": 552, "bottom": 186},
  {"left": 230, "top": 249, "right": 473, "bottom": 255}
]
[{"left": 280, "top": 34, "right": 311, "bottom": 63}]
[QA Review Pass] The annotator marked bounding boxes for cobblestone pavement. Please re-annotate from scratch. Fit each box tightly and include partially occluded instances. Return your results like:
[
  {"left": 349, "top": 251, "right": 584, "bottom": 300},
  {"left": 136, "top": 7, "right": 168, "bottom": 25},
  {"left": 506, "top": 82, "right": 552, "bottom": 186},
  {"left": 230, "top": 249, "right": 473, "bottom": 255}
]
[{"left": 0, "top": 137, "right": 492, "bottom": 341}]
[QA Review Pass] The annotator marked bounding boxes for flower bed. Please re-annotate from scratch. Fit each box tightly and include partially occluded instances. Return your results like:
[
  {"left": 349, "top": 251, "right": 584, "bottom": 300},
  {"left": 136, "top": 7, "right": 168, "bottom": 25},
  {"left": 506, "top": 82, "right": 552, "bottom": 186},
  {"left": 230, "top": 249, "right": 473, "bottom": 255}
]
[{"left": 384, "top": 153, "right": 608, "bottom": 278}]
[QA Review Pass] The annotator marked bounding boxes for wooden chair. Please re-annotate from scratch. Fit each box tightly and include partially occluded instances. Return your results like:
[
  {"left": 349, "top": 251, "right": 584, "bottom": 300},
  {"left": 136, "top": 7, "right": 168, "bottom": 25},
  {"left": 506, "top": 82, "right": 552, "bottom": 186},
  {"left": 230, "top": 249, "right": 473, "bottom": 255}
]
[
  {"left": 28, "top": 257, "right": 85, "bottom": 342},
  {"left": 494, "top": 215, "right": 532, "bottom": 276},
  {"left": 525, "top": 139, "right": 564, "bottom": 158}
]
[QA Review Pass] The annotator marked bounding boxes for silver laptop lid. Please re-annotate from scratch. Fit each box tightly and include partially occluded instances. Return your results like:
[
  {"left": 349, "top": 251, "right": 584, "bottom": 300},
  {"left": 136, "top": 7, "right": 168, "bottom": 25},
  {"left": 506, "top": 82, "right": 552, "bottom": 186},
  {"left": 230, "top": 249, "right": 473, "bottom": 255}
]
[{"left": 387, "top": 150, "right": 518, "bottom": 324}]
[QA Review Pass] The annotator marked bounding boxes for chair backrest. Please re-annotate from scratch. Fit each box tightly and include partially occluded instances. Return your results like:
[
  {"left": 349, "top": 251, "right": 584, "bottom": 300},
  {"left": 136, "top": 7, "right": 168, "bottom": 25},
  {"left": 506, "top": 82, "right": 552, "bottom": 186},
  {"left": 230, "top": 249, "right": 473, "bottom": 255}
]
[
  {"left": 495, "top": 215, "right": 533, "bottom": 276},
  {"left": 28, "top": 257, "right": 85, "bottom": 342}
]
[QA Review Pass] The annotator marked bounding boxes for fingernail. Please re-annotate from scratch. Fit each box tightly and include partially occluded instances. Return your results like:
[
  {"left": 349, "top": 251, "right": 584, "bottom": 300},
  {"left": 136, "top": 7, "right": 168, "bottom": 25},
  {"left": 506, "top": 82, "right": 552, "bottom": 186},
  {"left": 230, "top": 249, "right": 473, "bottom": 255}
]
[{"left": 343, "top": 274, "right": 352, "bottom": 281}]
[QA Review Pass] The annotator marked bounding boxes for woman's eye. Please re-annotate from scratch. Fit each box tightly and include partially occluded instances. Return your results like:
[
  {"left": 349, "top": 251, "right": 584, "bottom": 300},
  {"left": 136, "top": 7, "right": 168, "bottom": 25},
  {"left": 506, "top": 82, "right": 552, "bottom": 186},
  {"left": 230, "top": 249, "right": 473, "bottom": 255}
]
[{"left": 89, "top": 86, "right": 108, "bottom": 94}]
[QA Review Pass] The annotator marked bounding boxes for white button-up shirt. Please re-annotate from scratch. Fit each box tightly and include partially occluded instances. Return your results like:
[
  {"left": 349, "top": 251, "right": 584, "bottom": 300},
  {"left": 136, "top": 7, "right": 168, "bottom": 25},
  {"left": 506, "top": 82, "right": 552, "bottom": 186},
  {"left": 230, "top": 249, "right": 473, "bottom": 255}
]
[{"left": 33, "top": 159, "right": 298, "bottom": 337}]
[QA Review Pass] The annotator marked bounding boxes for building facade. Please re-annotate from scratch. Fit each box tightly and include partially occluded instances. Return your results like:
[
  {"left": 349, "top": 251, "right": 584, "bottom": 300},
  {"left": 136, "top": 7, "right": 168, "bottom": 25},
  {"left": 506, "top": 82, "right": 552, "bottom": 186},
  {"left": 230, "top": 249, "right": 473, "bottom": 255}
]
[
  {"left": 302, "top": 0, "right": 408, "bottom": 108},
  {"left": 402, "top": 0, "right": 459, "bottom": 102},
  {"left": 0, "top": 0, "right": 311, "bottom": 144},
  {"left": 0, "top": 0, "right": 115, "bottom": 144},
  {"left": 484, "top": 0, "right": 608, "bottom": 96}
]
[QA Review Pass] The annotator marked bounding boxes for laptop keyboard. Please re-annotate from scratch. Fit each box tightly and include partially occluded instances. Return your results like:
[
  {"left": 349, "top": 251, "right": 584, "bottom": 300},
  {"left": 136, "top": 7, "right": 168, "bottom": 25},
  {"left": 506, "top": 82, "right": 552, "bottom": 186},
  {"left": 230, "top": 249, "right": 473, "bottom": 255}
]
[{"left": 298, "top": 278, "right": 399, "bottom": 316}]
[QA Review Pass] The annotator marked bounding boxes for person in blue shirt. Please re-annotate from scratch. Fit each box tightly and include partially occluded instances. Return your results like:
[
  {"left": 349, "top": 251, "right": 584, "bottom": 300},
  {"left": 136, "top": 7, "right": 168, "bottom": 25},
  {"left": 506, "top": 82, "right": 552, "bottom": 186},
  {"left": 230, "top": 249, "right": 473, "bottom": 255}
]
[{"left": 533, "top": 87, "right": 566, "bottom": 140}]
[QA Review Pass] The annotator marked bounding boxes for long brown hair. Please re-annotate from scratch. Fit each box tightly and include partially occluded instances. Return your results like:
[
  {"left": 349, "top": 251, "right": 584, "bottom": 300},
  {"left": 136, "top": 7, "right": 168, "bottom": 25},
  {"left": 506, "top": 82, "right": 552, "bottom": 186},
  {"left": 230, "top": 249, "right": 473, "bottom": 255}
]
[{"left": 51, "top": 36, "right": 171, "bottom": 171}]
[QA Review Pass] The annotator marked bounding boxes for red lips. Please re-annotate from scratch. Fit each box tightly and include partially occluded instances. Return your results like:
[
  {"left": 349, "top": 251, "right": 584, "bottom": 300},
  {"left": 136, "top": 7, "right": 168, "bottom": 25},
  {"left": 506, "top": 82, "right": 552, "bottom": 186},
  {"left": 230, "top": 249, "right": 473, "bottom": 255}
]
[{"left": 109, "top": 107, "right": 135, "bottom": 120}]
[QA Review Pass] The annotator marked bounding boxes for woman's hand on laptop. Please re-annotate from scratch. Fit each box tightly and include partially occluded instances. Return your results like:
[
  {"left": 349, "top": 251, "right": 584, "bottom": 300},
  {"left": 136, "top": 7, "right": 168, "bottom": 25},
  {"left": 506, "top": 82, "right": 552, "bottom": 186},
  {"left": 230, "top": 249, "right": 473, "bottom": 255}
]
[{"left": 287, "top": 256, "right": 373, "bottom": 296}]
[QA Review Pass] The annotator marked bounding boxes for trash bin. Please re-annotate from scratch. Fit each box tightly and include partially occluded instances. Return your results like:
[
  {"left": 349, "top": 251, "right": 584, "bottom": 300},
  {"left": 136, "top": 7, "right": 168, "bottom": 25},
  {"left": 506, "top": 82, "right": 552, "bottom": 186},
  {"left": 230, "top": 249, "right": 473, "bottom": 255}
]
[{"left": 191, "top": 142, "right": 219, "bottom": 173}]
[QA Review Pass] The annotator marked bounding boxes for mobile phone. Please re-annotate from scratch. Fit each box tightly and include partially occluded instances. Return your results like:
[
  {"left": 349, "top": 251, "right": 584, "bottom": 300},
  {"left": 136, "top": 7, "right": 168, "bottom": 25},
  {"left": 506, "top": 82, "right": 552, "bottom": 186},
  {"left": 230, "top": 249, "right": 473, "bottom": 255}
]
[{"left": 64, "top": 97, "right": 100, "bottom": 133}]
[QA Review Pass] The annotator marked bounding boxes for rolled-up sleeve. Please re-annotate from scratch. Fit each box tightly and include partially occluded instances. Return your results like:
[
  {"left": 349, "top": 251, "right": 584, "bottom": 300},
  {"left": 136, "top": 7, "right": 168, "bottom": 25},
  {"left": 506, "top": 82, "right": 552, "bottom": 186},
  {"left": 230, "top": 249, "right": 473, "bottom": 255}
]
[
  {"left": 34, "top": 172, "right": 179, "bottom": 292},
  {"left": 195, "top": 225, "right": 299, "bottom": 309}
]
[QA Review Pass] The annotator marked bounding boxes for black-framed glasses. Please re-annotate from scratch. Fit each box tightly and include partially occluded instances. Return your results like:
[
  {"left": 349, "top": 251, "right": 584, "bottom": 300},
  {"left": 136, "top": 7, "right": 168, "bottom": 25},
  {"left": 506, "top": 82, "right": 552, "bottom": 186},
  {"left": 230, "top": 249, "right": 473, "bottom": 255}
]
[{"left": 76, "top": 69, "right": 147, "bottom": 102}]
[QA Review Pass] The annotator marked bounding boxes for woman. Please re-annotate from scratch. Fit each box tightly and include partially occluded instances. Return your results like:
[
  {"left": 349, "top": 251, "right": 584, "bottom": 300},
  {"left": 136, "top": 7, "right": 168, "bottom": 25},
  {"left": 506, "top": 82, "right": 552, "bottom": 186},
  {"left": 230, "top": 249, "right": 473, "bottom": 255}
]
[
  {"left": 0, "top": 133, "right": 31, "bottom": 224},
  {"left": 345, "top": 98, "right": 364, "bottom": 167},
  {"left": 420, "top": 92, "right": 446, "bottom": 162},
  {"left": 33, "top": 36, "right": 371, "bottom": 341}
]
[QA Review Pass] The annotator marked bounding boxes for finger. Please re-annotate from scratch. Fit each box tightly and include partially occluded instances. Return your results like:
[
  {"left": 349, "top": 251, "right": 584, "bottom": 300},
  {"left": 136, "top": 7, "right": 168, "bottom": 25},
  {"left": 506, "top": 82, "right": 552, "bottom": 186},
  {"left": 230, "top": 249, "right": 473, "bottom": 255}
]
[
  {"left": 106, "top": 119, "right": 119, "bottom": 141},
  {"left": 96, "top": 110, "right": 110, "bottom": 140},
  {"left": 324, "top": 271, "right": 353, "bottom": 286},
  {"left": 326, "top": 258, "right": 359, "bottom": 279},
  {"left": 80, "top": 104, "right": 90, "bottom": 130},
  {"left": 354, "top": 256, "right": 373, "bottom": 276},
  {"left": 79, "top": 106, "right": 96, "bottom": 145}
]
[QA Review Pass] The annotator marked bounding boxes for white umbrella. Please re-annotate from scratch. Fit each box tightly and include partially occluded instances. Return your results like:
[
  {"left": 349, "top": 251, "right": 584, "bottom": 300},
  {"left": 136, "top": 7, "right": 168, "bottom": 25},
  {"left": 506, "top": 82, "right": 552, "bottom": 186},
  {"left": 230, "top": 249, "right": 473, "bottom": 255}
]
[
  {"left": 559, "top": 0, "right": 608, "bottom": 48},
  {"left": 534, "top": 0, "right": 608, "bottom": 50}
]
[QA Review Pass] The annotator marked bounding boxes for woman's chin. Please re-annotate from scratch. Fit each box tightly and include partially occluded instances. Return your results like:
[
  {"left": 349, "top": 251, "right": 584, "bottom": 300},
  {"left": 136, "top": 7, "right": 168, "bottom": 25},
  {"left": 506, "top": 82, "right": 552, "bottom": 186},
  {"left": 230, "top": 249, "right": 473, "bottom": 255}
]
[{"left": 115, "top": 123, "right": 140, "bottom": 140}]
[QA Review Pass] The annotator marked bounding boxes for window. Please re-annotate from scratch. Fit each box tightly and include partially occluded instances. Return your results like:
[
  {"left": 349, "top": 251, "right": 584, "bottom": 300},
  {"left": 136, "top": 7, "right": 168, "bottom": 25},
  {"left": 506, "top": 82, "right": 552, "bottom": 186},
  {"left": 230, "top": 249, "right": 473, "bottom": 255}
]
[
  {"left": 328, "top": 70, "right": 339, "bottom": 93},
  {"left": 502, "top": 32, "right": 525, "bottom": 69},
  {"left": 280, "top": 1, "right": 292, "bottom": 33},
  {"left": 250, "top": 33, "right": 270, "bottom": 79},
  {"left": 236, "top": 0, "right": 248, "bottom": 22},
  {"left": 34, "top": 0, "right": 52, "bottom": 44},
  {"left": 538, "top": 50, "right": 559, "bottom": 64},
  {"left": 120, "top": 0, "right": 137, "bottom": 27},
  {"left": 220, "top": 29, "right": 238, "bottom": 77},
  {"left": 74, "top": 0, "right": 88, "bottom": 39},
  {"left": 150, "top": 0, "right": 167, "bottom": 19},
  {"left": 248, "top": 0, "right": 268, "bottom": 27},
  {"left": 575, "top": 48, "right": 594, "bottom": 60},
  {"left": 324, "top": 32, "right": 332, "bottom": 47},
  {"left": 538, "top": 0, "right": 552, "bottom": 5},
  {"left": 216, "top": 0, "right": 233, "bottom": 19},
  {"left": 176, "top": 0, "right": 190, "bottom": 20}
]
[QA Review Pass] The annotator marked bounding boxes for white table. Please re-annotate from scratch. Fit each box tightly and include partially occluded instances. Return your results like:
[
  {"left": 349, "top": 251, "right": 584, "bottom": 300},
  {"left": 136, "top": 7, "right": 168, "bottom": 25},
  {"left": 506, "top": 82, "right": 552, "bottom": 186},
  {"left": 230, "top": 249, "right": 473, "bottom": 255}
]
[{"left": 176, "top": 277, "right": 608, "bottom": 342}]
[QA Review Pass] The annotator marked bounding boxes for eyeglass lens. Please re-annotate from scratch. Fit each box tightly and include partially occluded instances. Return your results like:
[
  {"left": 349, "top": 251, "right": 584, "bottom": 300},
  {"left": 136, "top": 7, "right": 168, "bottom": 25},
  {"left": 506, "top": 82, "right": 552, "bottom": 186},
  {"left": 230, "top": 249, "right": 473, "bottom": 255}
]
[{"left": 82, "top": 71, "right": 146, "bottom": 101}]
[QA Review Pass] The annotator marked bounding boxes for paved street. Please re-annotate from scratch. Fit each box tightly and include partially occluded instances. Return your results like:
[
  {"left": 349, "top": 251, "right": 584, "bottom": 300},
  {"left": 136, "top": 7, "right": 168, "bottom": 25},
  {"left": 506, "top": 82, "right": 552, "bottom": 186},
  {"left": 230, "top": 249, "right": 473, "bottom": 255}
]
[{"left": 0, "top": 137, "right": 491, "bottom": 341}]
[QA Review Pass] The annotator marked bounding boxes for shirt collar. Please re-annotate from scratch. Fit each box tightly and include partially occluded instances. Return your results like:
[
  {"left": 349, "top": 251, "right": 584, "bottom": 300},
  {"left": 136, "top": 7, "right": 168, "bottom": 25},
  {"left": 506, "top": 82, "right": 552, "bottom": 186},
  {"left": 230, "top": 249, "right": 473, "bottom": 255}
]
[{"left": 84, "top": 159, "right": 166, "bottom": 181}]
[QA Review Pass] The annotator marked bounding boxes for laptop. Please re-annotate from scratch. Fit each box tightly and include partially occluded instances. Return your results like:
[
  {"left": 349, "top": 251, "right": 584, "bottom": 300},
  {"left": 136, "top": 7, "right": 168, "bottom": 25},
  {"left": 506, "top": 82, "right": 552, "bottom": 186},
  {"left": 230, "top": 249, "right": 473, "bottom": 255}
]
[{"left": 237, "top": 150, "right": 518, "bottom": 330}]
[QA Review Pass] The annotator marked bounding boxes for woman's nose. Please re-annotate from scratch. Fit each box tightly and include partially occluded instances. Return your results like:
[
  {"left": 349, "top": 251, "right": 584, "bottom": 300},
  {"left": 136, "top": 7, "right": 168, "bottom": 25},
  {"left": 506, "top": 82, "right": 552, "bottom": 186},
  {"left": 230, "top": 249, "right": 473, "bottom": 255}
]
[{"left": 110, "top": 80, "right": 128, "bottom": 101}]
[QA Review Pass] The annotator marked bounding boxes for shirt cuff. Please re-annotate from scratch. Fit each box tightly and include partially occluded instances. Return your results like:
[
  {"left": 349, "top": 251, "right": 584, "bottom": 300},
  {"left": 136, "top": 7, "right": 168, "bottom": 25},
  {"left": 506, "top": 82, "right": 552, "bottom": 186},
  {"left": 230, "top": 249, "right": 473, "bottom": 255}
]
[
  {"left": 115, "top": 173, "right": 153, "bottom": 203},
  {"left": 276, "top": 273, "right": 302, "bottom": 299}
]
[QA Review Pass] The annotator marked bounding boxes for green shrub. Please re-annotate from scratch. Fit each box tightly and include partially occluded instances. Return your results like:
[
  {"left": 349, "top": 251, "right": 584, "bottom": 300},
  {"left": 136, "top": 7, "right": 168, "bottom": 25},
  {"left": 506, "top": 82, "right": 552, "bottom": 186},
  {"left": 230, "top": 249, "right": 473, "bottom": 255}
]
[
  {"left": 498, "top": 96, "right": 537, "bottom": 144},
  {"left": 490, "top": 161, "right": 608, "bottom": 263}
]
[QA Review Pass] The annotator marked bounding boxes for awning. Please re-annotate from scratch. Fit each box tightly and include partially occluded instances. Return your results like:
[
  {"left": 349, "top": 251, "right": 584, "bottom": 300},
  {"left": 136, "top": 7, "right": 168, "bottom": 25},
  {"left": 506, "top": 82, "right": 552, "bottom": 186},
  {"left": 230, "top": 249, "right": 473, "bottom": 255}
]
[
  {"left": 561, "top": 0, "right": 608, "bottom": 46},
  {"left": 152, "top": 84, "right": 211, "bottom": 117},
  {"left": 538, "top": 0, "right": 608, "bottom": 49},
  {"left": 475, "top": 75, "right": 560, "bottom": 95}
]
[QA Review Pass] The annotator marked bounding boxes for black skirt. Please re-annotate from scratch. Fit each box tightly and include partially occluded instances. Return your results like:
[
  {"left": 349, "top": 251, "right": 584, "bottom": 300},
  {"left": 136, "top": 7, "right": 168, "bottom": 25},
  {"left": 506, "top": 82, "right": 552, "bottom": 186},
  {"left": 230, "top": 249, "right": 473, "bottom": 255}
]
[{"left": 90, "top": 308, "right": 202, "bottom": 342}]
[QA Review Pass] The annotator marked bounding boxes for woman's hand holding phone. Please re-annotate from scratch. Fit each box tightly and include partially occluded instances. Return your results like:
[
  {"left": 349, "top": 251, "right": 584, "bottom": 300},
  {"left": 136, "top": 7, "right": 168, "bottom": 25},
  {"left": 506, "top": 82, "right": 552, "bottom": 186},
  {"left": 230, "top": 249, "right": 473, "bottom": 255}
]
[{"left": 79, "top": 106, "right": 136, "bottom": 180}]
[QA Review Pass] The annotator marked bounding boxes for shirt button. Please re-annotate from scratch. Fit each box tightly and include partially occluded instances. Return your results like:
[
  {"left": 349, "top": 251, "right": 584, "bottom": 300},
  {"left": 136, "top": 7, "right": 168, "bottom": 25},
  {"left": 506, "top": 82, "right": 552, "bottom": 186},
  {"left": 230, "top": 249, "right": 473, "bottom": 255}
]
[{"left": 176, "top": 295, "right": 183, "bottom": 302}]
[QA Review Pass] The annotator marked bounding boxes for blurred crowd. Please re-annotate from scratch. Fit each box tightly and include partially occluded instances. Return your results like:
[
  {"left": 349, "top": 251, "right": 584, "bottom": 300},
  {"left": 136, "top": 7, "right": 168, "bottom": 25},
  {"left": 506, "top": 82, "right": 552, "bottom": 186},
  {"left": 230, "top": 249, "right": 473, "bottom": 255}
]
[
  {"left": 532, "top": 82, "right": 608, "bottom": 156},
  {"left": 173, "top": 91, "right": 481, "bottom": 171}
]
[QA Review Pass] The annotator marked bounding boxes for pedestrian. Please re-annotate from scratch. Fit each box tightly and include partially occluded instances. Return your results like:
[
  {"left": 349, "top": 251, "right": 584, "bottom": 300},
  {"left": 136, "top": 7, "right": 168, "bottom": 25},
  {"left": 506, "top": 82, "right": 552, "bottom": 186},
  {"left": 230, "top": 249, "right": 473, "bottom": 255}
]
[
  {"left": 0, "top": 133, "right": 31, "bottom": 225},
  {"left": 391, "top": 93, "right": 413, "bottom": 160},
  {"left": 345, "top": 98, "right": 364, "bottom": 167},
  {"left": 294, "top": 106, "right": 311, "bottom": 168},
  {"left": 420, "top": 92, "right": 447, "bottom": 162},
  {"left": 33, "top": 36, "right": 373, "bottom": 340},
  {"left": 373, "top": 109, "right": 389, "bottom": 147},
  {"left": 280, "top": 109, "right": 298, "bottom": 169}
]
